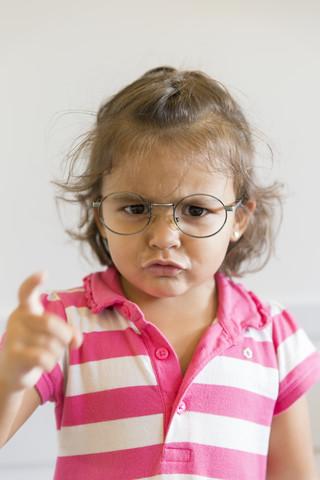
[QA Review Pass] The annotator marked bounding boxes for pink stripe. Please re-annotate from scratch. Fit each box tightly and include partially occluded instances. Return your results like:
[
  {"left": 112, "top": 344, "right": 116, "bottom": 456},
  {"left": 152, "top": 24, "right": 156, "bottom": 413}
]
[
  {"left": 69, "top": 329, "right": 148, "bottom": 364},
  {"left": 161, "top": 442, "right": 267, "bottom": 479},
  {"left": 221, "top": 337, "right": 278, "bottom": 368},
  {"left": 42, "top": 290, "right": 91, "bottom": 310},
  {"left": 54, "top": 444, "right": 163, "bottom": 480},
  {"left": 275, "top": 351, "right": 320, "bottom": 414},
  {"left": 54, "top": 442, "right": 266, "bottom": 480},
  {"left": 54, "top": 290, "right": 88, "bottom": 309},
  {"left": 272, "top": 310, "right": 300, "bottom": 350},
  {"left": 62, "top": 385, "right": 162, "bottom": 426},
  {"left": 186, "top": 384, "right": 275, "bottom": 426},
  {"left": 41, "top": 293, "right": 68, "bottom": 321}
]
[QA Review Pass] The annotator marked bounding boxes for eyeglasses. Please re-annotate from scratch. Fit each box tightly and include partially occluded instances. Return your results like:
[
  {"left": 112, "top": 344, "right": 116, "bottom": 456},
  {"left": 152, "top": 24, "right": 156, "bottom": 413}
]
[{"left": 93, "top": 192, "right": 242, "bottom": 238}]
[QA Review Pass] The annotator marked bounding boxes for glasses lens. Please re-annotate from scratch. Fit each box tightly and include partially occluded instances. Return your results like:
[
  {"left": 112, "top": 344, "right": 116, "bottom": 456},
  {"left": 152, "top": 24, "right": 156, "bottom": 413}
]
[
  {"left": 99, "top": 192, "right": 151, "bottom": 235},
  {"left": 175, "top": 194, "right": 227, "bottom": 238}
]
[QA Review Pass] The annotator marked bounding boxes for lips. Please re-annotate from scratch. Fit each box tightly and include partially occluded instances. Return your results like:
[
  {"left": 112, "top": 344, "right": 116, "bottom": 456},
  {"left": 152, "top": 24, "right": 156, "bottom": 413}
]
[{"left": 143, "top": 260, "right": 185, "bottom": 277}]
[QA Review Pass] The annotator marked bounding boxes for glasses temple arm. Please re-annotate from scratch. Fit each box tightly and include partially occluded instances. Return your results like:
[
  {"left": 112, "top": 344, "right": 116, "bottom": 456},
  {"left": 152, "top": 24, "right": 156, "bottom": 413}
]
[{"left": 225, "top": 199, "right": 242, "bottom": 212}]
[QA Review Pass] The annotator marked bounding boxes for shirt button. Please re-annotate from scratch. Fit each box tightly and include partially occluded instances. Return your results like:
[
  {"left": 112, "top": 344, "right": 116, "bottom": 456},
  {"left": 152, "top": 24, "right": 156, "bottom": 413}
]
[
  {"left": 177, "top": 401, "right": 186, "bottom": 414},
  {"left": 243, "top": 347, "right": 253, "bottom": 359},
  {"left": 155, "top": 347, "right": 169, "bottom": 360}
]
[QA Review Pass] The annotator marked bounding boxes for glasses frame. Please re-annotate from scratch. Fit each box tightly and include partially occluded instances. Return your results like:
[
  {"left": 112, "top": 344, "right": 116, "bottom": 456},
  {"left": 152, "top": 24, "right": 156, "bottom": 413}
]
[{"left": 93, "top": 191, "right": 242, "bottom": 239}]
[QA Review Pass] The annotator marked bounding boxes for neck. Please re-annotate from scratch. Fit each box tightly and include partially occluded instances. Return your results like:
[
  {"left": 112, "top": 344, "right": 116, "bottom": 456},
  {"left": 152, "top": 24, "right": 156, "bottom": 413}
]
[{"left": 120, "top": 276, "right": 218, "bottom": 329}]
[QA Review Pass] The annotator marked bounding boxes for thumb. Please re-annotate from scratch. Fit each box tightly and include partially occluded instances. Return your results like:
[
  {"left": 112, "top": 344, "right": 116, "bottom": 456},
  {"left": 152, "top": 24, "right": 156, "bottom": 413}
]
[{"left": 18, "top": 271, "right": 47, "bottom": 315}]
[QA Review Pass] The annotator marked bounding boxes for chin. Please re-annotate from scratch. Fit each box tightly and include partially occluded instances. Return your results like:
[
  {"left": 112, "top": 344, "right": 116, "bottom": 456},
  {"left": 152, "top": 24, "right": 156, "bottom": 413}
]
[{"left": 145, "top": 285, "right": 188, "bottom": 299}]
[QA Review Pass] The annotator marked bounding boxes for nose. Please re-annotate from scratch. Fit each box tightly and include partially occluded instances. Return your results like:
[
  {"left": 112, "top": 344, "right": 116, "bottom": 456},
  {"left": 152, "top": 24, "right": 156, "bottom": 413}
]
[{"left": 147, "top": 209, "right": 181, "bottom": 250}]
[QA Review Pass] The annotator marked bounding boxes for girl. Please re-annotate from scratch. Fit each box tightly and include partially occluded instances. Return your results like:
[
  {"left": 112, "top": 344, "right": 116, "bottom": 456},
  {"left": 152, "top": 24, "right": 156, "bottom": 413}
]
[{"left": 0, "top": 67, "right": 319, "bottom": 480}]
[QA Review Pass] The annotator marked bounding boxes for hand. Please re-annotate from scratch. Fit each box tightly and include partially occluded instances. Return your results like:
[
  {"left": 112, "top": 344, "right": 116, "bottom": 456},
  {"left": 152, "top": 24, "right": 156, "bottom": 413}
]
[{"left": 0, "top": 272, "right": 83, "bottom": 392}]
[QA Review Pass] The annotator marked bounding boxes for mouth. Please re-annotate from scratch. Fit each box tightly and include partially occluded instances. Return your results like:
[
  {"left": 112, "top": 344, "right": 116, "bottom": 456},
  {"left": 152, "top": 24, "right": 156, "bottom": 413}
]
[{"left": 143, "top": 260, "right": 185, "bottom": 277}]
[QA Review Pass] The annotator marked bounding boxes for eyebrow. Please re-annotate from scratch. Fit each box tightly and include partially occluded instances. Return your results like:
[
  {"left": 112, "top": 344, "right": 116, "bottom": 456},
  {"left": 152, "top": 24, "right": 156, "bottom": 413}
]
[{"left": 109, "top": 193, "right": 146, "bottom": 202}]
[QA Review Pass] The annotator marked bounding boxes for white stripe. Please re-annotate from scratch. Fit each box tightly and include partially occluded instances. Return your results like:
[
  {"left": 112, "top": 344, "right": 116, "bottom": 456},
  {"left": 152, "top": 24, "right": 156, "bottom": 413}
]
[
  {"left": 277, "top": 328, "right": 316, "bottom": 381},
  {"left": 58, "top": 414, "right": 163, "bottom": 456},
  {"left": 166, "top": 411, "right": 270, "bottom": 456},
  {"left": 243, "top": 322, "right": 273, "bottom": 342},
  {"left": 268, "top": 300, "right": 285, "bottom": 317},
  {"left": 194, "top": 355, "right": 279, "bottom": 399},
  {"left": 66, "top": 355, "right": 157, "bottom": 396},
  {"left": 45, "top": 290, "right": 61, "bottom": 302},
  {"left": 58, "top": 348, "right": 69, "bottom": 387},
  {"left": 64, "top": 287, "right": 85, "bottom": 294},
  {"left": 65, "top": 306, "right": 141, "bottom": 334}
]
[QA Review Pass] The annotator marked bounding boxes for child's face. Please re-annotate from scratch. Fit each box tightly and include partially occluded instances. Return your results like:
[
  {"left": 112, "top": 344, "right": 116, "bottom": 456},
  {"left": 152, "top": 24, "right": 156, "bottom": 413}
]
[{"left": 96, "top": 147, "right": 246, "bottom": 303}]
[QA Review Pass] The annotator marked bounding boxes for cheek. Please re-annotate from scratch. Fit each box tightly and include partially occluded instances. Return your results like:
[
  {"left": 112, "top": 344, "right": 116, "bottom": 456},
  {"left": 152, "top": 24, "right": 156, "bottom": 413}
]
[
  {"left": 105, "top": 236, "right": 122, "bottom": 260},
  {"left": 196, "top": 232, "right": 232, "bottom": 265},
  {"left": 106, "top": 235, "right": 138, "bottom": 266}
]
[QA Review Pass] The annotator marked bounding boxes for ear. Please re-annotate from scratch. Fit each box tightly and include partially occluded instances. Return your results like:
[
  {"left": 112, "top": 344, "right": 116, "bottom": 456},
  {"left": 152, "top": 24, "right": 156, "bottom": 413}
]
[{"left": 230, "top": 198, "right": 256, "bottom": 242}]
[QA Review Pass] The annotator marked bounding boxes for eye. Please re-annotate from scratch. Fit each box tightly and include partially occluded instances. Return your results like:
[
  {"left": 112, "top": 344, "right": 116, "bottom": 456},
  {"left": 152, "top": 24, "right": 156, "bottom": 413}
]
[
  {"left": 124, "top": 204, "right": 149, "bottom": 215},
  {"left": 176, "top": 195, "right": 223, "bottom": 221},
  {"left": 184, "top": 205, "right": 208, "bottom": 217}
]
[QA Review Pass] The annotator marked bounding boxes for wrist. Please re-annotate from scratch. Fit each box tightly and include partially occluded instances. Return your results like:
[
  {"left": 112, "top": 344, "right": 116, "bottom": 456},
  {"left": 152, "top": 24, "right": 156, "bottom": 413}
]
[{"left": 0, "top": 357, "right": 26, "bottom": 395}]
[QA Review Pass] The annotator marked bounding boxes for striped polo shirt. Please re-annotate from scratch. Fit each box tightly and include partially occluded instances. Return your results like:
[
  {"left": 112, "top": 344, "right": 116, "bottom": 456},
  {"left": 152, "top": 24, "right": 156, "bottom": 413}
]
[{"left": 37, "top": 266, "right": 320, "bottom": 480}]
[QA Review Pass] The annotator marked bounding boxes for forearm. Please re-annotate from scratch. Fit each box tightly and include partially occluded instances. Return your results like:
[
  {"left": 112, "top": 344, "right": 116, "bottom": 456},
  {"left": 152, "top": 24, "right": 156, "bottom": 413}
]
[
  {"left": 267, "top": 396, "right": 319, "bottom": 480},
  {"left": 0, "top": 376, "right": 26, "bottom": 448},
  {"left": 266, "top": 472, "right": 319, "bottom": 480}
]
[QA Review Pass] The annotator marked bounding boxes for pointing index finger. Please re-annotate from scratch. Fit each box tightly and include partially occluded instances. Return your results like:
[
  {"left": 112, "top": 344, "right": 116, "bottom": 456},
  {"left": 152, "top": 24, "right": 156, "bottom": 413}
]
[
  {"left": 18, "top": 271, "right": 47, "bottom": 315},
  {"left": 17, "top": 271, "right": 83, "bottom": 350}
]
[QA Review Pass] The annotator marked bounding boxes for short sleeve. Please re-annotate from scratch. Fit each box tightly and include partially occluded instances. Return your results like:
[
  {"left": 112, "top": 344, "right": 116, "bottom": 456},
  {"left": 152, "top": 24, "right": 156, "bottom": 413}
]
[{"left": 272, "top": 306, "right": 320, "bottom": 415}]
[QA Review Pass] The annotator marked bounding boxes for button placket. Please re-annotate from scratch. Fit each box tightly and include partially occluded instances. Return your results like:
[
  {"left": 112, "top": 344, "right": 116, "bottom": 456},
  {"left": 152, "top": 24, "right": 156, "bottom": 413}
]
[{"left": 177, "top": 401, "right": 186, "bottom": 414}]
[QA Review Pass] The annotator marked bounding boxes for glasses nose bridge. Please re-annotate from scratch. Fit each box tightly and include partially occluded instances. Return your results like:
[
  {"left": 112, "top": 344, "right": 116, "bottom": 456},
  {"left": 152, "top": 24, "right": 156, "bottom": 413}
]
[
  {"left": 149, "top": 201, "right": 178, "bottom": 225},
  {"left": 150, "top": 201, "right": 175, "bottom": 213}
]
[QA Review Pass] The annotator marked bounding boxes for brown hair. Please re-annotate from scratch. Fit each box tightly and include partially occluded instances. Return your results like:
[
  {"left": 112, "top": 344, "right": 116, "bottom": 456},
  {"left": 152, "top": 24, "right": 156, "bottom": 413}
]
[{"left": 56, "top": 66, "right": 283, "bottom": 277}]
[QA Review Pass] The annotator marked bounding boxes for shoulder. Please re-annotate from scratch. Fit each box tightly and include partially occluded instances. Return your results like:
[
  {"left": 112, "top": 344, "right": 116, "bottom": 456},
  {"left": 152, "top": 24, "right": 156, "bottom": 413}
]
[
  {"left": 216, "top": 273, "right": 292, "bottom": 334},
  {"left": 261, "top": 301, "right": 320, "bottom": 414},
  {"left": 217, "top": 274, "right": 320, "bottom": 398},
  {"left": 39, "top": 266, "right": 121, "bottom": 316},
  {"left": 217, "top": 273, "right": 312, "bottom": 338},
  {"left": 239, "top": 282, "right": 320, "bottom": 413},
  {"left": 40, "top": 286, "right": 87, "bottom": 319}
]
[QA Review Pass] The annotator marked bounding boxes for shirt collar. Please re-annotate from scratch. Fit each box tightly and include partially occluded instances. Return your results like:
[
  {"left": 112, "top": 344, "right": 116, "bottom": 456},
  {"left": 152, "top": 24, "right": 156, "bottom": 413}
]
[
  {"left": 214, "top": 272, "right": 271, "bottom": 340},
  {"left": 83, "top": 265, "right": 271, "bottom": 335},
  {"left": 83, "top": 266, "right": 127, "bottom": 313}
]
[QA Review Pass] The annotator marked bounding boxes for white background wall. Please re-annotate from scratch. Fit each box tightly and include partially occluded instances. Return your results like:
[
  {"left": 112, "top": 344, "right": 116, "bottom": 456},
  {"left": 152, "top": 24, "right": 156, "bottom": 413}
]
[
  {"left": 1, "top": 0, "right": 320, "bottom": 315},
  {"left": 1, "top": 0, "right": 319, "bottom": 477}
]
